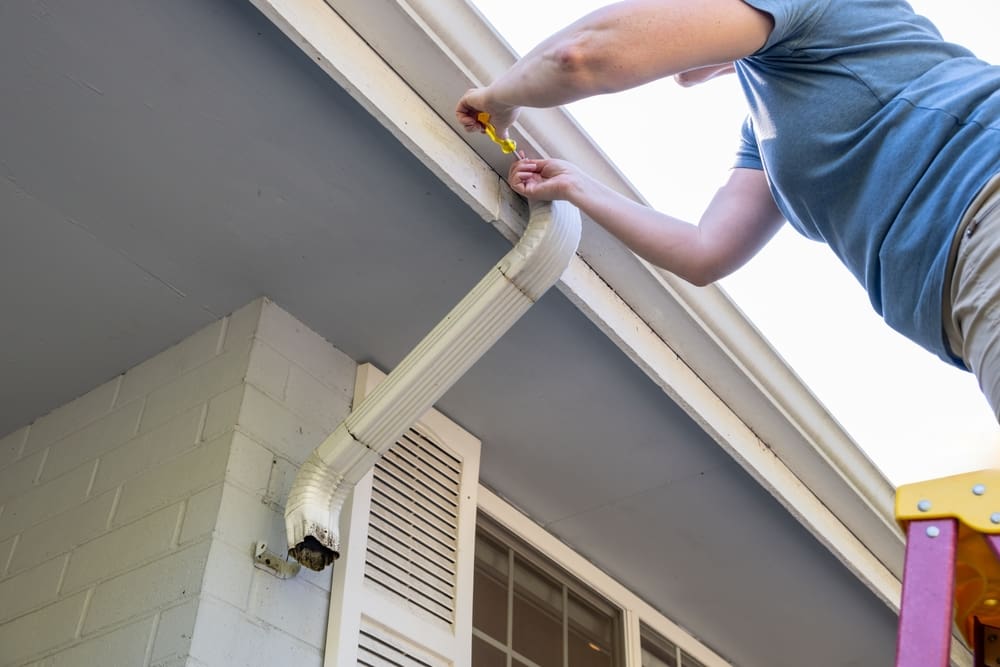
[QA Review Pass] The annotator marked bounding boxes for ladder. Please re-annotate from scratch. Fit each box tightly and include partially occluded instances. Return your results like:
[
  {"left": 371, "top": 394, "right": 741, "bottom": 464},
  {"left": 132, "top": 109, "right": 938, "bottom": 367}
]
[{"left": 896, "top": 470, "right": 1000, "bottom": 666}]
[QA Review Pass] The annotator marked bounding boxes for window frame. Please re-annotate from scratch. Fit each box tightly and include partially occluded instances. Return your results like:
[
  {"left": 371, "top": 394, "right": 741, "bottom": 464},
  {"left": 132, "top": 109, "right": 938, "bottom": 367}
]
[
  {"left": 476, "top": 486, "right": 730, "bottom": 667},
  {"left": 473, "top": 518, "right": 626, "bottom": 667},
  {"left": 640, "top": 622, "right": 708, "bottom": 667}
]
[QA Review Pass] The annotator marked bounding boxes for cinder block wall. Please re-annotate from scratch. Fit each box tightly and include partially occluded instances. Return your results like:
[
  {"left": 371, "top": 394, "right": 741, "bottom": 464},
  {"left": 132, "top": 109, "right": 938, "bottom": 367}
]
[{"left": 0, "top": 298, "right": 356, "bottom": 666}]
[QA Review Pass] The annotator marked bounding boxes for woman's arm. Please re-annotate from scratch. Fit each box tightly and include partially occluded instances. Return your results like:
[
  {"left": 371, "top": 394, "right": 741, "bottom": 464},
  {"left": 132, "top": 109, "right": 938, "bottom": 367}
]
[
  {"left": 509, "top": 158, "right": 783, "bottom": 286},
  {"left": 457, "top": 0, "right": 773, "bottom": 136}
]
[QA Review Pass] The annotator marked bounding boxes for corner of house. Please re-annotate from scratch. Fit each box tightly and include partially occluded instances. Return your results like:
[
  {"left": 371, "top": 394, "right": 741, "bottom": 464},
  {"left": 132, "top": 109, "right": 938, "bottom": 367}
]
[{"left": 0, "top": 297, "right": 357, "bottom": 666}]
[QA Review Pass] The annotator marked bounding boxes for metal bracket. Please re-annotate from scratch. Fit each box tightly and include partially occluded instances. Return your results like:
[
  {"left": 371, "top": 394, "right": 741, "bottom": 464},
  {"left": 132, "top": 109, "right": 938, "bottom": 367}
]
[{"left": 254, "top": 542, "right": 301, "bottom": 579}]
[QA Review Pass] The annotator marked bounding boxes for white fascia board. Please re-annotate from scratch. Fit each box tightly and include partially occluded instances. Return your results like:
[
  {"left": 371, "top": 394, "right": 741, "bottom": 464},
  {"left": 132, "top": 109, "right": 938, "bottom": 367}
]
[{"left": 245, "top": 3, "right": 969, "bottom": 661}]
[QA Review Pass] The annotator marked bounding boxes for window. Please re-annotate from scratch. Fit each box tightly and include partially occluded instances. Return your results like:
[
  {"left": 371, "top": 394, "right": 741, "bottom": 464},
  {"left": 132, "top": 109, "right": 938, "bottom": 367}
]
[
  {"left": 473, "top": 523, "right": 622, "bottom": 667},
  {"left": 641, "top": 625, "right": 706, "bottom": 667}
]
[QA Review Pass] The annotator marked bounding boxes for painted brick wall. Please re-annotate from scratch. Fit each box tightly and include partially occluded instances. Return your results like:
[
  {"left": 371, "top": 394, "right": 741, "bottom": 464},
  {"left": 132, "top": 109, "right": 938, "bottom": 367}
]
[
  {"left": 183, "top": 300, "right": 355, "bottom": 667},
  {"left": 0, "top": 298, "right": 357, "bottom": 667}
]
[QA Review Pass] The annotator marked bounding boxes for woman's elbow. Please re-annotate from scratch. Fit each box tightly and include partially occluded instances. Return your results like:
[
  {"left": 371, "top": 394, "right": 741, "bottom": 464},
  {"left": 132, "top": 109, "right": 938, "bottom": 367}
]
[
  {"left": 551, "top": 39, "right": 588, "bottom": 75},
  {"left": 673, "top": 259, "right": 729, "bottom": 287},
  {"left": 547, "top": 33, "right": 612, "bottom": 94},
  {"left": 681, "top": 269, "right": 719, "bottom": 288}
]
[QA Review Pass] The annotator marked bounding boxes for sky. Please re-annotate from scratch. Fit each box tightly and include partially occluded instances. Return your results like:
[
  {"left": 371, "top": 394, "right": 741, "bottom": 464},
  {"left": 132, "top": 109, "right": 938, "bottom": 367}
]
[{"left": 469, "top": 0, "right": 1000, "bottom": 485}]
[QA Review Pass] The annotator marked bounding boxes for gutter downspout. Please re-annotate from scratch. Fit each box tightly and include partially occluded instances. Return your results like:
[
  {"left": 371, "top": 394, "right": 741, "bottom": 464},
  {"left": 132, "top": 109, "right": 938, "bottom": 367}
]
[{"left": 284, "top": 200, "right": 582, "bottom": 570}]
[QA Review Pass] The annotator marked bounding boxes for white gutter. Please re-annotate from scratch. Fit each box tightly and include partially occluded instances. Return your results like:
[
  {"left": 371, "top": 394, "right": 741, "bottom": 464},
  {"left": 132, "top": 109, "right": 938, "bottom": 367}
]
[{"left": 284, "top": 200, "right": 581, "bottom": 570}]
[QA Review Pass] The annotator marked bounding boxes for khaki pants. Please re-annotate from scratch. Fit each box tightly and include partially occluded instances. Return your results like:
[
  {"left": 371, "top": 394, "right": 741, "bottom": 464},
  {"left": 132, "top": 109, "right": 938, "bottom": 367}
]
[{"left": 944, "top": 173, "right": 1000, "bottom": 420}]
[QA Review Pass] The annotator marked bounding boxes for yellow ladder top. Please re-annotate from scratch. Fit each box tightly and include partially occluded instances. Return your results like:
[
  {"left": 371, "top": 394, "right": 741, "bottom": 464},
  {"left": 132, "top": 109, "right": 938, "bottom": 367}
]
[
  {"left": 896, "top": 469, "right": 1000, "bottom": 644},
  {"left": 896, "top": 469, "right": 1000, "bottom": 533}
]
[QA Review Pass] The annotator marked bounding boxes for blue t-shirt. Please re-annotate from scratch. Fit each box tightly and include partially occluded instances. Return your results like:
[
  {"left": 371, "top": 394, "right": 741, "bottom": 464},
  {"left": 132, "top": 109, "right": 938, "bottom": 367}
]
[{"left": 733, "top": 0, "right": 1000, "bottom": 366}]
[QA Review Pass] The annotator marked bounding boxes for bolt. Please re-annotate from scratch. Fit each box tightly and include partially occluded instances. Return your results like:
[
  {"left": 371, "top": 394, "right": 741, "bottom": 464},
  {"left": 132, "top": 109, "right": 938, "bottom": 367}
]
[
  {"left": 975, "top": 484, "right": 988, "bottom": 496},
  {"left": 917, "top": 500, "right": 932, "bottom": 512},
  {"left": 926, "top": 526, "right": 941, "bottom": 538}
]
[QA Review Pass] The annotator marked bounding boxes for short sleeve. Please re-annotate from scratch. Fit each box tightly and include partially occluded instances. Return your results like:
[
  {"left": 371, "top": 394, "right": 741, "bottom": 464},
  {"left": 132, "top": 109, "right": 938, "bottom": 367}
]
[
  {"left": 739, "top": 0, "right": 830, "bottom": 53},
  {"left": 733, "top": 117, "right": 763, "bottom": 171}
]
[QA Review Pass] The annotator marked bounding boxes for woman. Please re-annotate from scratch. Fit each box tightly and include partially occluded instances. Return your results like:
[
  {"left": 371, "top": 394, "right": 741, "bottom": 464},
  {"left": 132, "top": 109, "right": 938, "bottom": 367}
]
[{"left": 456, "top": 0, "right": 1000, "bottom": 417}]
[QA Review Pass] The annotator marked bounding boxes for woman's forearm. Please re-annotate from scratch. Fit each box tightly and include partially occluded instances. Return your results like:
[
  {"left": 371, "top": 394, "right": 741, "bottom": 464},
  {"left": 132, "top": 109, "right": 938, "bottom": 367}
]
[
  {"left": 562, "top": 167, "right": 785, "bottom": 286},
  {"left": 566, "top": 173, "right": 715, "bottom": 285},
  {"left": 508, "top": 158, "right": 783, "bottom": 285}
]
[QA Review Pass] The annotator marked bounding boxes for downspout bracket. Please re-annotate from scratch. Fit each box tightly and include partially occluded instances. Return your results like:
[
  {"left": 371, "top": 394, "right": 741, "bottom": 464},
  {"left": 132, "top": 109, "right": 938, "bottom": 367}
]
[{"left": 255, "top": 541, "right": 304, "bottom": 579}]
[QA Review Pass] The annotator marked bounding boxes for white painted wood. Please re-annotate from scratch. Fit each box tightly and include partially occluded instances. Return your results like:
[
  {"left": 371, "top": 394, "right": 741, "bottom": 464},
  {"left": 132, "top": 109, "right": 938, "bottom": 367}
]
[
  {"left": 623, "top": 608, "right": 644, "bottom": 667},
  {"left": 323, "top": 461, "right": 370, "bottom": 665},
  {"left": 323, "top": 364, "right": 482, "bottom": 667}
]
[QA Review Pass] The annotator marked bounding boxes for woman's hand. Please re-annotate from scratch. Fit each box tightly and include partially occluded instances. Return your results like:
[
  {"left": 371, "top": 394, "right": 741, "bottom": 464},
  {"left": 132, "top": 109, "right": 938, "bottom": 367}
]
[
  {"left": 456, "top": 87, "right": 520, "bottom": 139},
  {"left": 507, "top": 156, "right": 584, "bottom": 202}
]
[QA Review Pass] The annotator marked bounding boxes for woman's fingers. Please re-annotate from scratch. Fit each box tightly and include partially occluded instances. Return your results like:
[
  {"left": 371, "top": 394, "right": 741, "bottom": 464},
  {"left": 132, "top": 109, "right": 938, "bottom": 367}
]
[
  {"left": 455, "top": 89, "right": 486, "bottom": 132},
  {"left": 508, "top": 159, "right": 543, "bottom": 194}
]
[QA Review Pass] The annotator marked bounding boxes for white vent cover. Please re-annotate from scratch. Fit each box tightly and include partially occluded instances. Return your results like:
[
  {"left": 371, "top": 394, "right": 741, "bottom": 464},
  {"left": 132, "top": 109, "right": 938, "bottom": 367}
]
[
  {"left": 359, "top": 621, "right": 445, "bottom": 667},
  {"left": 324, "top": 363, "right": 480, "bottom": 667},
  {"left": 365, "top": 427, "right": 462, "bottom": 626}
]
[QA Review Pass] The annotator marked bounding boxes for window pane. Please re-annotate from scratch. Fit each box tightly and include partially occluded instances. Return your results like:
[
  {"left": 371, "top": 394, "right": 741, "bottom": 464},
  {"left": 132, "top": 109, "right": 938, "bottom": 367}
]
[
  {"left": 472, "top": 634, "right": 508, "bottom": 667},
  {"left": 568, "top": 593, "right": 614, "bottom": 646},
  {"left": 642, "top": 646, "right": 678, "bottom": 667},
  {"left": 569, "top": 625, "right": 615, "bottom": 667},
  {"left": 641, "top": 628, "right": 678, "bottom": 667},
  {"left": 512, "top": 558, "right": 563, "bottom": 667},
  {"left": 474, "top": 534, "right": 509, "bottom": 642},
  {"left": 681, "top": 652, "right": 706, "bottom": 667},
  {"left": 476, "top": 533, "right": 510, "bottom": 575},
  {"left": 567, "top": 592, "right": 615, "bottom": 667}
]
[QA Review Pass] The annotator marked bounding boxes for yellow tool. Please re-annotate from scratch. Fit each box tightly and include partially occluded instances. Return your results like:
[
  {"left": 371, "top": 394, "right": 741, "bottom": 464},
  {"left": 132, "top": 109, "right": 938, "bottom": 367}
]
[{"left": 477, "top": 112, "right": 517, "bottom": 154}]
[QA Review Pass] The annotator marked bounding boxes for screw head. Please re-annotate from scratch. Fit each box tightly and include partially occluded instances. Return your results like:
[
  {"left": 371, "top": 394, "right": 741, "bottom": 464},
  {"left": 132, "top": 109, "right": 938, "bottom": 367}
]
[
  {"left": 992, "top": 513, "right": 1000, "bottom": 525},
  {"left": 917, "top": 500, "right": 932, "bottom": 512},
  {"left": 975, "top": 484, "right": 988, "bottom": 496},
  {"left": 926, "top": 526, "right": 941, "bottom": 538}
]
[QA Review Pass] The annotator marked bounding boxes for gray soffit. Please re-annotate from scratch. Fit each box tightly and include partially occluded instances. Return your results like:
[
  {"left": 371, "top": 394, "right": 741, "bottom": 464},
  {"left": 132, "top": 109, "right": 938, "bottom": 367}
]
[{"left": 0, "top": 1, "right": 897, "bottom": 665}]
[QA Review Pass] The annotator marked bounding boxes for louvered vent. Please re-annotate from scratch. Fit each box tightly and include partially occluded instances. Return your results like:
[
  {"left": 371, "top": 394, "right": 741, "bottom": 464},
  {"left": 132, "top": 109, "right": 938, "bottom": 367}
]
[
  {"left": 358, "top": 624, "right": 442, "bottom": 667},
  {"left": 365, "top": 426, "right": 462, "bottom": 626}
]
